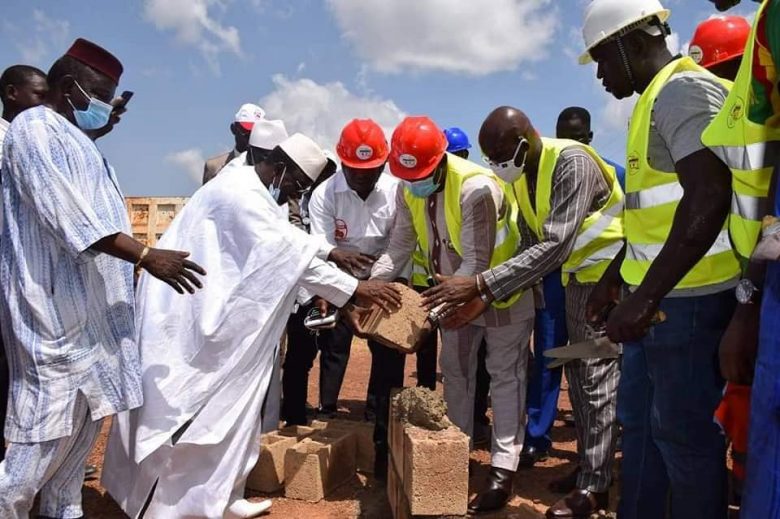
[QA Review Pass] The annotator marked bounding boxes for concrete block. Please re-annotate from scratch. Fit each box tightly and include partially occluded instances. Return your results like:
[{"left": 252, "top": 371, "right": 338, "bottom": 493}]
[
  {"left": 311, "top": 418, "right": 375, "bottom": 474},
  {"left": 246, "top": 434, "right": 298, "bottom": 493},
  {"left": 246, "top": 425, "right": 314, "bottom": 493},
  {"left": 284, "top": 428, "right": 357, "bottom": 502},
  {"left": 402, "top": 426, "right": 469, "bottom": 516},
  {"left": 359, "top": 283, "right": 430, "bottom": 353},
  {"left": 389, "top": 406, "right": 406, "bottom": 477},
  {"left": 245, "top": 426, "right": 316, "bottom": 493},
  {"left": 387, "top": 461, "right": 410, "bottom": 519}
]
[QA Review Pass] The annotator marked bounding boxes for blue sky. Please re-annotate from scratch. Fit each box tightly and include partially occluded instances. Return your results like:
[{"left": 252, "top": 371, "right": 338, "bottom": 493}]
[{"left": 0, "top": 0, "right": 760, "bottom": 196}]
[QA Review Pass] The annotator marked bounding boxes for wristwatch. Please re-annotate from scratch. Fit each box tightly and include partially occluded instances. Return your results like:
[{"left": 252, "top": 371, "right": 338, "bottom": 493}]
[{"left": 736, "top": 278, "right": 760, "bottom": 305}]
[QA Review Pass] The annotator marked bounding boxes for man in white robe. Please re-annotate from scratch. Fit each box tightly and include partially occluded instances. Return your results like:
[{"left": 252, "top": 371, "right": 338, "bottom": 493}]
[{"left": 103, "top": 133, "right": 400, "bottom": 519}]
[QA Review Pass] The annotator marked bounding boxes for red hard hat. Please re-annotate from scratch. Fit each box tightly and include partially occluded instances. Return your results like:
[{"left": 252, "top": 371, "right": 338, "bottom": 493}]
[
  {"left": 336, "top": 119, "right": 389, "bottom": 169},
  {"left": 689, "top": 16, "right": 751, "bottom": 69},
  {"left": 389, "top": 116, "right": 448, "bottom": 181}
]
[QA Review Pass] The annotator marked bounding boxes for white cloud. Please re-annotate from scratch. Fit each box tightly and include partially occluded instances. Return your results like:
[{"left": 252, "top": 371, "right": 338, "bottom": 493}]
[
  {"left": 259, "top": 75, "right": 406, "bottom": 152},
  {"left": 143, "top": 0, "right": 241, "bottom": 74},
  {"left": 325, "top": 0, "right": 559, "bottom": 76},
  {"left": 667, "top": 32, "right": 681, "bottom": 55},
  {"left": 166, "top": 148, "right": 205, "bottom": 184},
  {"left": 2, "top": 10, "right": 70, "bottom": 66}
]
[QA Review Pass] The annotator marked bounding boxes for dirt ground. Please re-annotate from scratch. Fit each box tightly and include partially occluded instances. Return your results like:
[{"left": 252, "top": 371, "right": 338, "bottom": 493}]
[{"left": 81, "top": 338, "right": 618, "bottom": 519}]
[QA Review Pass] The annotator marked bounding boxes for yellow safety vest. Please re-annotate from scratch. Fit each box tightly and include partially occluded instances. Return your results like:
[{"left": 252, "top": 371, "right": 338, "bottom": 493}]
[
  {"left": 404, "top": 153, "right": 523, "bottom": 308},
  {"left": 508, "top": 137, "right": 624, "bottom": 286},
  {"left": 410, "top": 247, "right": 428, "bottom": 287},
  {"left": 702, "top": 0, "right": 778, "bottom": 260},
  {"left": 623, "top": 57, "right": 741, "bottom": 288}
]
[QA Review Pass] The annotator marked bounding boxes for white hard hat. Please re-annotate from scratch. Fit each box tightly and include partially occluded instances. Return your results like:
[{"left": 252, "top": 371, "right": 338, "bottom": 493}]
[{"left": 579, "top": 0, "right": 671, "bottom": 65}]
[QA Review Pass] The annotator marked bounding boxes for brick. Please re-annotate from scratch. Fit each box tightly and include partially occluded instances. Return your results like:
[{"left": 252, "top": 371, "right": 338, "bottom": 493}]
[
  {"left": 359, "top": 284, "right": 430, "bottom": 353},
  {"left": 246, "top": 434, "right": 298, "bottom": 493},
  {"left": 387, "top": 397, "right": 405, "bottom": 480},
  {"left": 387, "top": 462, "right": 410, "bottom": 519},
  {"left": 402, "top": 426, "right": 469, "bottom": 516},
  {"left": 284, "top": 429, "right": 357, "bottom": 502},
  {"left": 245, "top": 426, "right": 315, "bottom": 493},
  {"left": 312, "top": 419, "right": 375, "bottom": 474}
]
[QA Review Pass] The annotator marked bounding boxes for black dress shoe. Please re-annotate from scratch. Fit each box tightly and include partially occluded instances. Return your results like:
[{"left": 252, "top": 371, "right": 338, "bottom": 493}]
[
  {"left": 548, "top": 466, "right": 580, "bottom": 494},
  {"left": 545, "top": 488, "right": 609, "bottom": 518},
  {"left": 518, "top": 445, "right": 549, "bottom": 469},
  {"left": 467, "top": 466, "right": 514, "bottom": 514}
]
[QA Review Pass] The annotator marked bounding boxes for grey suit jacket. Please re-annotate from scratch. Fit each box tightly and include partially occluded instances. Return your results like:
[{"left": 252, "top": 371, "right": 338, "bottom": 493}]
[{"left": 202, "top": 150, "right": 237, "bottom": 185}]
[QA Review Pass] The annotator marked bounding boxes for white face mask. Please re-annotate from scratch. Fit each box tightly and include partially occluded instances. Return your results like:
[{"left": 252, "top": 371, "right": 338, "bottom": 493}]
[
  {"left": 485, "top": 138, "right": 528, "bottom": 184},
  {"left": 269, "top": 166, "right": 286, "bottom": 203}
]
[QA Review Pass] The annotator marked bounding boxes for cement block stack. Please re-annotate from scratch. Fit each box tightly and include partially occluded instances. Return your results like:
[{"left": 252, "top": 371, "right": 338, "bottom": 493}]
[{"left": 388, "top": 389, "right": 470, "bottom": 518}]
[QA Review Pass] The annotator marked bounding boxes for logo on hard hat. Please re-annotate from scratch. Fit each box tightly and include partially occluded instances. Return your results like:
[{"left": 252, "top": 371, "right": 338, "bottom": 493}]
[
  {"left": 356, "top": 144, "right": 374, "bottom": 161},
  {"left": 335, "top": 219, "right": 348, "bottom": 241},
  {"left": 689, "top": 45, "right": 704, "bottom": 64},
  {"left": 399, "top": 154, "right": 418, "bottom": 169}
]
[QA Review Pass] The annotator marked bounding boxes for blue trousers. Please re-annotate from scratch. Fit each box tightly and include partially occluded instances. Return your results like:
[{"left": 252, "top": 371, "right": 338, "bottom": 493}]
[
  {"left": 617, "top": 291, "right": 734, "bottom": 519},
  {"left": 525, "top": 271, "right": 567, "bottom": 451},
  {"left": 742, "top": 261, "right": 780, "bottom": 518}
]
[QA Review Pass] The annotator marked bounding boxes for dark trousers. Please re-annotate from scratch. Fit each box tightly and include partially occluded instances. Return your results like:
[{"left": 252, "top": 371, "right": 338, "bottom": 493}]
[
  {"left": 474, "top": 341, "right": 490, "bottom": 426},
  {"left": 525, "top": 271, "right": 567, "bottom": 450},
  {"left": 617, "top": 291, "right": 734, "bottom": 519},
  {"left": 281, "top": 305, "right": 352, "bottom": 425},
  {"left": 0, "top": 338, "right": 6, "bottom": 461},
  {"left": 368, "top": 340, "right": 406, "bottom": 466}
]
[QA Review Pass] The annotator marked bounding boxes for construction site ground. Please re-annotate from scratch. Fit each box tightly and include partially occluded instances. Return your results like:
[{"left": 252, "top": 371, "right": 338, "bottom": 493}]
[{"left": 81, "top": 338, "right": 619, "bottom": 519}]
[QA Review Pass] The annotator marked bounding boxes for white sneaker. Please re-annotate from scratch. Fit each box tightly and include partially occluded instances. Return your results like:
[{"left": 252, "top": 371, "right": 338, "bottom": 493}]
[{"left": 224, "top": 498, "right": 272, "bottom": 518}]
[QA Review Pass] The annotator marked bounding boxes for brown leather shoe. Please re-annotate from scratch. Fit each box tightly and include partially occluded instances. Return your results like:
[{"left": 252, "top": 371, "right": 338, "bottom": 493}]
[{"left": 545, "top": 489, "right": 609, "bottom": 518}]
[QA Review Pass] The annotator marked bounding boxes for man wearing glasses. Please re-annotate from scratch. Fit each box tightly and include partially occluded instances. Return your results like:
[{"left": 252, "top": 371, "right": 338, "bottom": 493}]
[{"left": 423, "top": 106, "right": 625, "bottom": 518}]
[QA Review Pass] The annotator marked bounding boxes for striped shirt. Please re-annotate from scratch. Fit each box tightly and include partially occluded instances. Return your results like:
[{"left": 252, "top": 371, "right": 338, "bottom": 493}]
[
  {"left": 483, "top": 148, "right": 610, "bottom": 301},
  {"left": 0, "top": 106, "right": 140, "bottom": 443}
]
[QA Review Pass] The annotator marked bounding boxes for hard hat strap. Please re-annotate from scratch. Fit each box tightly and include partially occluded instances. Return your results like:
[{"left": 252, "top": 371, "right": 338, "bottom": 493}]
[{"left": 615, "top": 35, "right": 637, "bottom": 92}]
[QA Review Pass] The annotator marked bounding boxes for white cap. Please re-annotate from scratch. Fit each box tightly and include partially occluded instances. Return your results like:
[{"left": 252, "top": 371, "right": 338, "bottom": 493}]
[
  {"left": 279, "top": 133, "right": 334, "bottom": 182},
  {"left": 579, "top": 0, "right": 670, "bottom": 64},
  {"left": 234, "top": 103, "right": 266, "bottom": 130},
  {"left": 249, "top": 119, "right": 288, "bottom": 150}
]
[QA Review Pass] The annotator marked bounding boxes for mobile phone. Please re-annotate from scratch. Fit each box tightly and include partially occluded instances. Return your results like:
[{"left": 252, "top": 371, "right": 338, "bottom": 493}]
[
  {"left": 115, "top": 90, "right": 134, "bottom": 109},
  {"left": 304, "top": 307, "right": 339, "bottom": 330}
]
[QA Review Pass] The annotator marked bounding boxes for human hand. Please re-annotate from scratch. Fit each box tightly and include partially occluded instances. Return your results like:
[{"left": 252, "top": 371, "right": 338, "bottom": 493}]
[
  {"left": 421, "top": 274, "right": 480, "bottom": 311},
  {"left": 586, "top": 276, "right": 622, "bottom": 325},
  {"left": 341, "top": 304, "right": 372, "bottom": 338},
  {"left": 354, "top": 280, "right": 402, "bottom": 312},
  {"left": 719, "top": 304, "right": 760, "bottom": 384},
  {"left": 604, "top": 291, "right": 660, "bottom": 343},
  {"left": 439, "top": 296, "right": 488, "bottom": 329},
  {"left": 140, "top": 248, "right": 206, "bottom": 294},
  {"left": 328, "top": 248, "right": 376, "bottom": 275}
]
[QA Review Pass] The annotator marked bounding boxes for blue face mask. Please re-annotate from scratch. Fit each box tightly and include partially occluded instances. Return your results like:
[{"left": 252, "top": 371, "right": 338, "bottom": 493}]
[
  {"left": 405, "top": 174, "right": 440, "bottom": 198},
  {"left": 268, "top": 166, "right": 286, "bottom": 203},
  {"left": 67, "top": 81, "right": 113, "bottom": 130}
]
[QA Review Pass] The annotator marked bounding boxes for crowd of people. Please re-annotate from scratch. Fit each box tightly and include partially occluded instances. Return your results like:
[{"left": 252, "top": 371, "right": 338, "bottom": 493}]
[{"left": 0, "top": 0, "right": 778, "bottom": 518}]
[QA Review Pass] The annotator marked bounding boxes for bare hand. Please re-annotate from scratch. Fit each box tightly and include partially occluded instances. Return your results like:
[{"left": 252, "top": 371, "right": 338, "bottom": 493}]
[
  {"left": 329, "top": 248, "right": 376, "bottom": 275},
  {"left": 605, "top": 292, "right": 660, "bottom": 343},
  {"left": 586, "top": 276, "right": 622, "bottom": 325},
  {"left": 341, "top": 304, "right": 372, "bottom": 338},
  {"left": 354, "top": 280, "right": 402, "bottom": 312},
  {"left": 421, "top": 274, "right": 480, "bottom": 311},
  {"left": 315, "top": 297, "right": 329, "bottom": 316},
  {"left": 719, "top": 304, "right": 760, "bottom": 384},
  {"left": 140, "top": 248, "right": 206, "bottom": 294},
  {"left": 440, "top": 297, "right": 488, "bottom": 329}
]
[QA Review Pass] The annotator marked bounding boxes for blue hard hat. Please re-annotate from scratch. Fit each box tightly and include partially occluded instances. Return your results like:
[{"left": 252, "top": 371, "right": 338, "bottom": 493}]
[{"left": 444, "top": 127, "right": 471, "bottom": 152}]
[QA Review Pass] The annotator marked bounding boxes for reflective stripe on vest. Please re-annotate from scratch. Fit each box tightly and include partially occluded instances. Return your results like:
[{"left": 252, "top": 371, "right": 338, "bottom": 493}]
[
  {"left": 623, "top": 57, "right": 740, "bottom": 288},
  {"left": 510, "top": 137, "right": 624, "bottom": 286},
  {"left": 702, "top": 0, "right": 779, "bottom": 259},
  {"left": 403, "top": 153, "right": 523, "bottom": 308}
]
